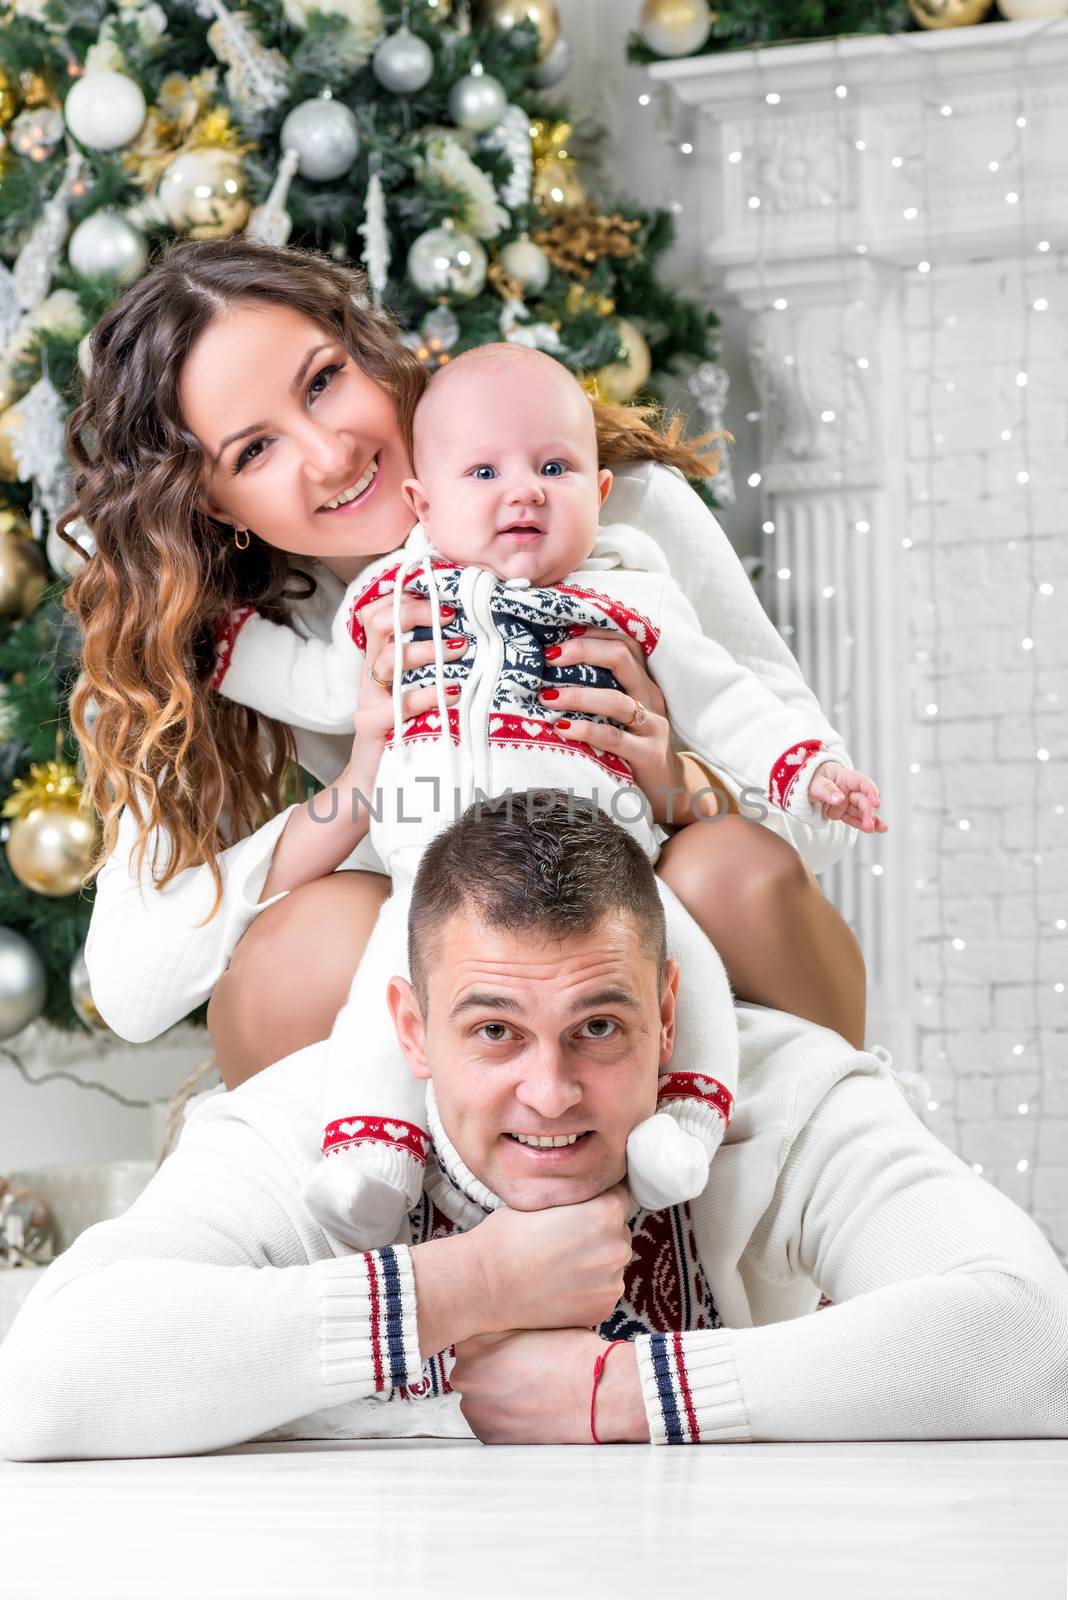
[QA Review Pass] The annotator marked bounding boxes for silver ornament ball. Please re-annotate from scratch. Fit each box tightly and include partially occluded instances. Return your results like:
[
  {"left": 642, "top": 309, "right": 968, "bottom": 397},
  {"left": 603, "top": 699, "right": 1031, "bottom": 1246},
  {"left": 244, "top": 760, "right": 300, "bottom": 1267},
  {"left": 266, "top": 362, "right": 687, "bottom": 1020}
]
[
  {"left": 373, "top": 26, "right": 435, "bottom": 94},
  {"left": 421, "top": 305, "right": 461, "bottom": 350},
  {"left": 68, "top": 210, "right": 147, "bottom": 284},
  {"left": 70, "top": 942, "right": 113, "bottom": 1035},
  {"left": 530, "top": 35, "right": 572, "bottom": 87},
  {"left": 64, "top": 69, "right": 147, "bottom": 151},
  {"left": 0, "top": 926, "right": 47, "bottom": 1042},
  {"left": 449, "top": 68, "right": 507, "bottom": 132},
  {"left": 499, "top": 236, "right": 550, "bottom": 293},
  {"left": 408, "top": 224, "right": 488, "bottom": 299},
  {"left": 280, "top": 97, "right": 360, "bottom": 182}
]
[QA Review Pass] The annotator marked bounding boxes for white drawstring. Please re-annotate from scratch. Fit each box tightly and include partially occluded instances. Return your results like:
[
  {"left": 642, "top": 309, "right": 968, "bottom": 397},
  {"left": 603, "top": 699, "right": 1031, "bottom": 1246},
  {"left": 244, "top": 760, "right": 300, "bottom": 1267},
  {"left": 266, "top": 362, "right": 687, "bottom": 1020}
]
[{"left": 389, "top": 552, "right": 459, "bottom": 803}]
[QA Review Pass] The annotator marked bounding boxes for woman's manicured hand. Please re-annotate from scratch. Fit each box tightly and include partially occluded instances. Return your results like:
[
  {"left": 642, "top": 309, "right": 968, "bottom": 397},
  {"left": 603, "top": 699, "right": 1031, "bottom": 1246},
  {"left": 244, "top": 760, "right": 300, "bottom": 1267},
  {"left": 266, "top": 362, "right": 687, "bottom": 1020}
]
[
  {"left": 539, "top": 626, "right": 693, "bottom": 827},
  {"left": 450, "top": 1328, "right": 648, "bottom": 1444}
]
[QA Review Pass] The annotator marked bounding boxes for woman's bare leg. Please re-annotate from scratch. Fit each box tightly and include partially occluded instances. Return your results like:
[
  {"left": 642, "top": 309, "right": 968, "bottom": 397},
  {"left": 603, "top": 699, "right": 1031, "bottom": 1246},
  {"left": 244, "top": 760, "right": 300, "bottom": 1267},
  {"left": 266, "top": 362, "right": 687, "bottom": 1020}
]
[
  {"left": 208, "top": 870, "right": 391, "bottom": 1089},
  {"left": 657, "top": 815, "right": 868, "bottom": 1050}
]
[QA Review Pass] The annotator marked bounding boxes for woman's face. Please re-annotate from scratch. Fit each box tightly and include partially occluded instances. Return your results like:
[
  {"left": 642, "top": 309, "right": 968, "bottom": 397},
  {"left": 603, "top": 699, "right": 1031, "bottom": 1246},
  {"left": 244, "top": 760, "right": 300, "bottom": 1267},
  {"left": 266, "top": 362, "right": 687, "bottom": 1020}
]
[{"left": 180, "top": 300, "right": 415, "bottom": 582}]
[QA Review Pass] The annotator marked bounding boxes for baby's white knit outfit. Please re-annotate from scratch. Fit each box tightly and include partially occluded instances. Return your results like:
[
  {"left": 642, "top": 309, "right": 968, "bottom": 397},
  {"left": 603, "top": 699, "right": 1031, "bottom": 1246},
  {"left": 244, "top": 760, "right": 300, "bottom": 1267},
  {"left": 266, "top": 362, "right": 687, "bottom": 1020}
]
[{"left": 213, "top": 522, "right": 835, "bottom": 1247}]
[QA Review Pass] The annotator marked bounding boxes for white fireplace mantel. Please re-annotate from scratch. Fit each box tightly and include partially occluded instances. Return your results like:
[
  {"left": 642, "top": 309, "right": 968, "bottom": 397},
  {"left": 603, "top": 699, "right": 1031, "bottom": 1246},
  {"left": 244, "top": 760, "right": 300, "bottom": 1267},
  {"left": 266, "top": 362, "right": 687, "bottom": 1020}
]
[{"left": 650, "top": 19, "right": 1068, "bottom": 1071}]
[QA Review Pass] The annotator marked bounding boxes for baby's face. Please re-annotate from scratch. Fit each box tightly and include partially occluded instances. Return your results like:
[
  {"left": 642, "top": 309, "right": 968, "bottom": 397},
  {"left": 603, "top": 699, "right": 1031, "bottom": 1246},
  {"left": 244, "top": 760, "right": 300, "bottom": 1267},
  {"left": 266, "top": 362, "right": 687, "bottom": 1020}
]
[{"left": 403, "top": 357, "right": 612, "bottom": 586}]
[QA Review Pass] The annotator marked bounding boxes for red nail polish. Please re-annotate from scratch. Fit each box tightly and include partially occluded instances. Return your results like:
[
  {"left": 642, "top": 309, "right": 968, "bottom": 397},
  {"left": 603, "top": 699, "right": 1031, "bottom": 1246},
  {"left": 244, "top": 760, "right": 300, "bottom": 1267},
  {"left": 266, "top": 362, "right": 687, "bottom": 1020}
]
[
  {"left": 441, "top": 606, "right": 456, "bottom": 619},
  {"left": 447, "top": 636, "right": 466, "bottom": 648},
  {"left": 567, "top": 626, "right": 587, "bottom": 637},
  {"left": 541, "top": 688, "right": 560, "bottom": 700},
  {"left": 545, "top": 646, "right": 562, "bottom": 660},
  {"left": 446, "top": 685, "right": 460, "bottom": 695},
  {"left": 556, "top": 719, "right": 571, "bottom": 729}
]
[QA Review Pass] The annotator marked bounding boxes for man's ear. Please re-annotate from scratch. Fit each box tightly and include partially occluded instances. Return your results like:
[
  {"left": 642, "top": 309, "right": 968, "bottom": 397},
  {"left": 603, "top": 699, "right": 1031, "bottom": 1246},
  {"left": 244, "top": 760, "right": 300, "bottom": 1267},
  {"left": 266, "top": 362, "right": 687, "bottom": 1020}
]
[
  {"left": 387, "top": 975, "right": 431, "bottom": 1082},
  {"left": 597, "top": 467, "right": 613, "bottom": 507},
  {"left": 658, "top": 958, "right": 679, "bottom": 1071},
  {"left": 402, "top": 477, "right": 431, "bottom": 525}
]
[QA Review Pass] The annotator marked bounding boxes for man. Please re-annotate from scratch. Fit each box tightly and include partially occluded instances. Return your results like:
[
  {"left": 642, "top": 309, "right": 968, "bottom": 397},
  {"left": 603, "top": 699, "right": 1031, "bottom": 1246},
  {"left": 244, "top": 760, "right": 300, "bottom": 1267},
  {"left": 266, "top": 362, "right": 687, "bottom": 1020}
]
[{"left": 1, "top": 793, "right": 1066, "bottom": 1457}]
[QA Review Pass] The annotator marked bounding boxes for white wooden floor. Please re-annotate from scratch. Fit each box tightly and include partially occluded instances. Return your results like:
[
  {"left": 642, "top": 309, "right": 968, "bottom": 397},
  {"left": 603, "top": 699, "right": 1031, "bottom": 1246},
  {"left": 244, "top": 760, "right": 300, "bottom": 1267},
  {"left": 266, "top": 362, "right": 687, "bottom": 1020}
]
[{"left": 2, "top": 1439, "right": 1066, "bottom": 1599}]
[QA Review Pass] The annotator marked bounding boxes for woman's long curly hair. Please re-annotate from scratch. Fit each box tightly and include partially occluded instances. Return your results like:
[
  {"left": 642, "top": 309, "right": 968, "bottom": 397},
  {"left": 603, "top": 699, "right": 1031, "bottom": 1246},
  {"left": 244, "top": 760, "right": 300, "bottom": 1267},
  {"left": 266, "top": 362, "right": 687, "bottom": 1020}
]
[{"left": 62, "top": 236, "right": 718, "bottom": 917}]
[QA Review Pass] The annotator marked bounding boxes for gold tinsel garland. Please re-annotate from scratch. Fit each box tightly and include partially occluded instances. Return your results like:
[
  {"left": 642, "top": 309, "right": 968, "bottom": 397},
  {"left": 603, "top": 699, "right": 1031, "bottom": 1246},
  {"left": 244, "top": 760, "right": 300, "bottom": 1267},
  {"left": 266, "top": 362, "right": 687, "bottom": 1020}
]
[
  {"left": 120, "top": 71, "right": 253, "bottom": 190},
  {"left": 2, "top": 760, "right": 86, "bottom": 821},
  {"left": 532, "top": 205, "right": 642, "bottom": 280}
]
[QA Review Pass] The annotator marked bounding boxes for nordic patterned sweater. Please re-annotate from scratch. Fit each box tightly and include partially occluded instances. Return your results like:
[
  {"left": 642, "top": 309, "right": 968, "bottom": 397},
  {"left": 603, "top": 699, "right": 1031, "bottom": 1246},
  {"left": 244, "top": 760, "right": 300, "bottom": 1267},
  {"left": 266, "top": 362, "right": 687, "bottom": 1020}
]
[
  {"left": 1, "top": 1002, "right": 1066, "bottom": 1459},
  {"left": 211, "top": 520, "right": 847, "bottom": 880}
]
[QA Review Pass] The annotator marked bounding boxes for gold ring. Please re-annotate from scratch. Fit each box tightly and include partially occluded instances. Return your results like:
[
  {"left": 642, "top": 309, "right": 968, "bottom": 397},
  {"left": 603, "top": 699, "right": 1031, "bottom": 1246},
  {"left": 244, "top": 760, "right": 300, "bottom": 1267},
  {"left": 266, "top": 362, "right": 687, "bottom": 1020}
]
[
  {"left": 623, "top": 697, "right": 648, "bottom": 729},
  {"left": 367, "top": 662, "right": 390, "bottom": 690}
]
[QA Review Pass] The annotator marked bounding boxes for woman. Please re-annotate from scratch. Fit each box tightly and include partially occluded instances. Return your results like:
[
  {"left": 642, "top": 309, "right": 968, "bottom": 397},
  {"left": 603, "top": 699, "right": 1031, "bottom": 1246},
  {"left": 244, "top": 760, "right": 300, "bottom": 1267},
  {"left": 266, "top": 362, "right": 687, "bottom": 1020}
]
[{"left": 63, "top": 237, "right": 866, "bottom": 1088}]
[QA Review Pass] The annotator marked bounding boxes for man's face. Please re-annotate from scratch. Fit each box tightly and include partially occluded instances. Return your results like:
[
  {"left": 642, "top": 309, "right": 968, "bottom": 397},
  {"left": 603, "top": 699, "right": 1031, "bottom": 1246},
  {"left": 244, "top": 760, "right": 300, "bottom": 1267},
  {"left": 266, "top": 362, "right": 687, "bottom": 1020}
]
[{"left": 387, "top": 909, "right": 678, "bottom": 1210}]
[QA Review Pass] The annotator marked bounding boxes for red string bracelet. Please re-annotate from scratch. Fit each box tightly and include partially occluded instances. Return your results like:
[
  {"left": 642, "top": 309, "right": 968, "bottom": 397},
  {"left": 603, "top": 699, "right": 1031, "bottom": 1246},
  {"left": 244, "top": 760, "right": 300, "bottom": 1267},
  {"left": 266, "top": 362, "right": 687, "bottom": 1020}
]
[{"left": 590, "top": 1339, "right": 628, "bottom": 1444}]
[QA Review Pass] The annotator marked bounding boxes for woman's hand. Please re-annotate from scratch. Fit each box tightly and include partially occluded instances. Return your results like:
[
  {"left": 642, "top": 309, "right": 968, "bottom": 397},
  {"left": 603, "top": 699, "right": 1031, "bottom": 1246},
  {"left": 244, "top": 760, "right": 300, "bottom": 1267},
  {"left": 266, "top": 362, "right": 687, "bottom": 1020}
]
[
  {"left": 450, "top": 1329, "right": 649, "bottom": 1444},
  {"left": 346, "top": 592, "right": 464, "bottom": 792},
  {"left": 539, "top": 626, "right": 696, "bottom": 827}
]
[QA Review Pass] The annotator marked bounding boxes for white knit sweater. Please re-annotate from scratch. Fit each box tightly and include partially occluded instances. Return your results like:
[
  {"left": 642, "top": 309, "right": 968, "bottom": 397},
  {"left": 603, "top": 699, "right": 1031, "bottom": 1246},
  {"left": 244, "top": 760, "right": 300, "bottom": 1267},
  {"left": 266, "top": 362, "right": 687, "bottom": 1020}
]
[
  {"left": 1, "top": 1003, "right": 1065, "bottom": 1459},
  {"left": 83, "top": 464, "right": 858, "bottom": 1044}
]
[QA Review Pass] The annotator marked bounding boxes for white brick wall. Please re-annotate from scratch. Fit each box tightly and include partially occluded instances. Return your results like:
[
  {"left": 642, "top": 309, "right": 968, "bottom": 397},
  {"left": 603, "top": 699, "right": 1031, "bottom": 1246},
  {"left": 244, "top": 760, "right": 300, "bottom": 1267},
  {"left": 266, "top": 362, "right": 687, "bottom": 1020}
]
[{"left": 904, "top": 255, "right": 1068, "bottom": 1254}]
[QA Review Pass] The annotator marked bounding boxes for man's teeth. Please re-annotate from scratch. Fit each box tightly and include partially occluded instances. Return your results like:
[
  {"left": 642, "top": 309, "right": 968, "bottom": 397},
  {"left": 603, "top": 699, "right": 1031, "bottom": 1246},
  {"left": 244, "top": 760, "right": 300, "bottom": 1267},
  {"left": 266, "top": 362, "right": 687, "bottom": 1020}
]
[
  {"left": 509, "top": 1132, "right": 584, "bottom": 1147},
  {"left": 322, "top": 460, "right": 377, "bottom": 510}
]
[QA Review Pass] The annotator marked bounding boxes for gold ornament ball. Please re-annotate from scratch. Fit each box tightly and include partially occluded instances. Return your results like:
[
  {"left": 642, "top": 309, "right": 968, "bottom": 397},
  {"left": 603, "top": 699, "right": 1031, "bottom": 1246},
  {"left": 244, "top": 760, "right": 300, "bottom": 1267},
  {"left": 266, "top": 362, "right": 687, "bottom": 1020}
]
[
  {"left": 0, "top": 514, "right": 48, "bottom": 618},
  {"left": 595, "top": 320, "right": 653, "bottom": 403},
  {"left": 907, "top": 0, "right": 991, "bottom": 22},
  {"left": 0, "top": 68, "right": 17, "bottom": 128},
  {"left": 0, "top": 403, "right": 27, "bottom": 483},
  {"left": 472, "top": 0, "right": 560, "bottom": 57},
  {"left": 533, "top": 157, "right": 585, "bottom": 212},
  {"left": 638, "top": 0, "right": 711, "bottom": 55},
  {"left": 157, "top": 148, "right": 250, "bottom": 239},
  {"left": 6, "top": 804, "right": 99, "bottom": 897}
]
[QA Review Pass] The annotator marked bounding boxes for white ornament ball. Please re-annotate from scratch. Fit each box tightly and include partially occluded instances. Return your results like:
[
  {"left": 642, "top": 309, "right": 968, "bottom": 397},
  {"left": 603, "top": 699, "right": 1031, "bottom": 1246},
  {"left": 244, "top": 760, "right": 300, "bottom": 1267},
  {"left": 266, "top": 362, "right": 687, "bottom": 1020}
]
[
  {"left": 280, "top": 97, "right": 360, "bottom": 181},
  {"left": 77, "top": 331, "right": 93, "bottom": 379},
  {"left": 47, "top": 516, "right": 96, "bottom": 582},
  {"left": 373, "top": 26, "right": 435, "bottom": 93},
  {"left": 449, "top": 68, "right": 507, "bottom": 132},
  {"left": 64, "top": 70, "right": 147, "bottom": 151},
  {"left": 499, "top": 237, "right": 551, "bottom": 294},
  {"left": 0, "top": 926, "right": 47, "bottom": 1042},
  {"left": 638, "top": 0, "right": 711, "bottom": 56},
  {"left": 530, "top": 34, "right": 572, "bottom": 87},
  {"left": 408, "top": 224, "right": 488, "bottom": 299},
  {"left": 68, "top": 210, "right": 147, "bottom": 284}
]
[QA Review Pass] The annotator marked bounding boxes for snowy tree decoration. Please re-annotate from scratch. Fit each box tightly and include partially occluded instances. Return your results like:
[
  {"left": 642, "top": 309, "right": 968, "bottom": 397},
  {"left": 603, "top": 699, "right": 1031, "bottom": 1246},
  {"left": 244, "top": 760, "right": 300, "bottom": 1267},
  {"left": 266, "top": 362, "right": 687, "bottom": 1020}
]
[
  {"left": 245, "top": 148, "right": 301, "bottom": 247},
  {"left": 206, "top": 0, "right": 290, "bottom": 133},
  {"left": 420, "top": 134, "right": 508, "bottom": 239},
  {"left": 0, "top": 266, "right": 21, "bottom": 353},
  {"left": 12, "top": 150, "right": 84, "bottom": 312},
  {"left": 481, "top": 104, "right": 532, "bottom": 210},
  {"left": 688, "top": 361, "right": 735, "bottom": 504},
  {"left": 8, "top": 373, "right": 73, "bottom": 535},
  {"left": 358, "top": 168, "right": 390, "bottom": 304}
]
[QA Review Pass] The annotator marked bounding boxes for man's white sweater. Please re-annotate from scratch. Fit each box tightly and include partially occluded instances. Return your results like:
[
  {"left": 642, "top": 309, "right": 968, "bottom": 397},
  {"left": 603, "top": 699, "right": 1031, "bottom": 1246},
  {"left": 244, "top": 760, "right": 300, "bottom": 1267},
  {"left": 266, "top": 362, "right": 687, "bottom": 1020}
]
[
  {"left": 82, "top": 465, "right": 858, "bottom": 1045},
  {"left": 1, "top": 1003, "right": 1065, "bottom": 1460}
]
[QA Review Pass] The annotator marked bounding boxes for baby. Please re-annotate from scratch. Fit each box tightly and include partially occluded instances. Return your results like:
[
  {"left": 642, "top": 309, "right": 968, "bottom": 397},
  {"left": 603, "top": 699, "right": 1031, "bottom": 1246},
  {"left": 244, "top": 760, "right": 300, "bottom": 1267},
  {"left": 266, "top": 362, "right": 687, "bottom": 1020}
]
[{"left": 214, "top": 343, "right": 882, "bottom": 1249}]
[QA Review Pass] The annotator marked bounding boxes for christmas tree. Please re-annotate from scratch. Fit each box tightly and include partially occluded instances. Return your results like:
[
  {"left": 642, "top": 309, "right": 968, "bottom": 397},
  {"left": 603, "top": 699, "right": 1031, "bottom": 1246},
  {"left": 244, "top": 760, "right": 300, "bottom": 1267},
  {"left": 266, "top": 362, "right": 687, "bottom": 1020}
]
[{"left": 0, "top": 0, "right": 718, "bottom": 1036}]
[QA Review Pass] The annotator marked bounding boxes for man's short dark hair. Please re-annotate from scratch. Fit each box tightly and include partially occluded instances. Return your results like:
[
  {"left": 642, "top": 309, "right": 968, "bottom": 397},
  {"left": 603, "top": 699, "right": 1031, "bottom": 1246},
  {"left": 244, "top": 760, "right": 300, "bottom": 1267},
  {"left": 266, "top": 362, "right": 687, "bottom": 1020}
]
[{"left": 407, "top": 790, "right": 667, "bottom": 1014}]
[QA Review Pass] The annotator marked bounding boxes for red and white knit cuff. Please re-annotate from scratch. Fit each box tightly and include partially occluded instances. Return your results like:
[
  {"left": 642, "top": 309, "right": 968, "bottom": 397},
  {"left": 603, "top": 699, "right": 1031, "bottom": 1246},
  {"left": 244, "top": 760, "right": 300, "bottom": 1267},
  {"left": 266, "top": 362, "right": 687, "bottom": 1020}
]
[
  {"left": 318, "top": 1246, "right": 421, "bottom": 1396},
  {"left": 656, "top": 1071, "right": 733, "bottom": 1153},
  {"left": 635, "top": 1329, "right": 750, "bottom": 1446},
  {"left": 769, "top": 740, "right": 831, "bottom": 825},
  {"left": 211, "top": 604, "right": 256, "bottom": 692}
]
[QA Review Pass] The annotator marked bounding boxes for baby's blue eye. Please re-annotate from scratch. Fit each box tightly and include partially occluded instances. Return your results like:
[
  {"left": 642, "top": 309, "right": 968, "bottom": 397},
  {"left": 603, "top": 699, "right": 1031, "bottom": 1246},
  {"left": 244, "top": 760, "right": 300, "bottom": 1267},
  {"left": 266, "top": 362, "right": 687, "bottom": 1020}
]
[
  {"left": 542, "top": 460, "right": 567, "bottom": 477},
  {"left": 472, "top": 465, "right": 498, "bottom": 480}
]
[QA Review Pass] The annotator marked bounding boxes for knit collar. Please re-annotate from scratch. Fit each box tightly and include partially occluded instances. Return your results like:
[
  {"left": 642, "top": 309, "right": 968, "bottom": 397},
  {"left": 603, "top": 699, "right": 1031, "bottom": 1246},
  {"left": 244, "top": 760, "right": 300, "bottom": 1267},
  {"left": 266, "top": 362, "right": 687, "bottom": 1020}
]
[{"left": 423, "top": 1081, "right": 503, "bottom": 1229}]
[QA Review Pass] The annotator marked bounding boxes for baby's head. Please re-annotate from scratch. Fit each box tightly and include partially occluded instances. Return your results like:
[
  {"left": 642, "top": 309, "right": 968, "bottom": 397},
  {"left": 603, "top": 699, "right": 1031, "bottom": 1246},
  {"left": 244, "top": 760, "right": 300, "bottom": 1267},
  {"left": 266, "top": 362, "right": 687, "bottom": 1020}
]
[{"left": 402, "top": 343, "right": 613, "bottom": 586}]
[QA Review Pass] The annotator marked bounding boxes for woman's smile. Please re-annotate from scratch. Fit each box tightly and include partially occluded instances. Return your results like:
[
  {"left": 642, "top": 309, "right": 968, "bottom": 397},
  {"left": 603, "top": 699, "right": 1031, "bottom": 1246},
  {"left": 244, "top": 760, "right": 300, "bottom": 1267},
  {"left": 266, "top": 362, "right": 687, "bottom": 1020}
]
[{"left": 316, "top": 452, "right": 381, "bottom": 515}]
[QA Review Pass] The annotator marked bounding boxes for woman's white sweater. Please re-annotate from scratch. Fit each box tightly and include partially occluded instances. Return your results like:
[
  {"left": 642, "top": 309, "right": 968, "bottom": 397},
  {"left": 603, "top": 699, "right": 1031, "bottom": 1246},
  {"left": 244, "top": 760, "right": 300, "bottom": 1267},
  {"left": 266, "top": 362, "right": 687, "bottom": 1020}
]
[
  {"left": 1, "top": 1003, "right": 1065, "bottom": 1460},
  {"left": 83, "top": 464, "right": 858, "bottom": 1044}
]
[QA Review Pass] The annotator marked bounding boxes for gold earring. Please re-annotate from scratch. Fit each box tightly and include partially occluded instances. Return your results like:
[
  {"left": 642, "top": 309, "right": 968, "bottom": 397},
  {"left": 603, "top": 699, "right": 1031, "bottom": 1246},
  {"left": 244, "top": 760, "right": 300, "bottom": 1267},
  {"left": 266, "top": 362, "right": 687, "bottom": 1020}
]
[{"left": 234, "top": 528, "right": 250, "bottom": 551}]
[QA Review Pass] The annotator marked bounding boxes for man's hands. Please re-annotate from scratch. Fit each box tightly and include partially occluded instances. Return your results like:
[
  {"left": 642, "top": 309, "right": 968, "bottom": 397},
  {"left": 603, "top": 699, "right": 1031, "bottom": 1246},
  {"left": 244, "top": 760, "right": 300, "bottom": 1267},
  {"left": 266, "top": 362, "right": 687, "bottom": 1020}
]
[
  {"left": 470, "top": 1183, "right": 634, "bottom": 1334},
  {"left": 808, "top": 760, "right": 888, "bottom": 834},
  {"left": 450, "top": 1329, "right": 649, "bottom": 1444}
]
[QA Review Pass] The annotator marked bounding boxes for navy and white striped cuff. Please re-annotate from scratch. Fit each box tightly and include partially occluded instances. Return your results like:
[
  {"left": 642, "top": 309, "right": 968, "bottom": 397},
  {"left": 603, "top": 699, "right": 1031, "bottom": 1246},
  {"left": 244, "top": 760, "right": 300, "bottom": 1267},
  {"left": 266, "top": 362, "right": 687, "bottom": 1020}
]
[
  {"left": 319, "top": 1245, "right": 421, "bottom": 1397},
  {"left": 635, "top": 1330, "right": 751, "bottom": 1445}
]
